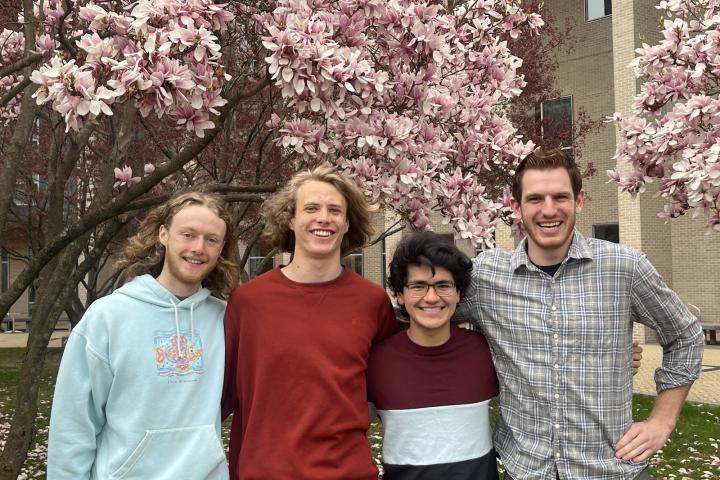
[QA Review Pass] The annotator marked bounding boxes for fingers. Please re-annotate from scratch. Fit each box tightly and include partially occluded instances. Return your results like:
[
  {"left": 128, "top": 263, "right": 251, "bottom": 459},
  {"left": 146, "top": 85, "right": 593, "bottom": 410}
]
[
  {"left": 615, "top": 423, "right": 639, "bottom": 453},
  {"left": 632, "top": 341, "right": 643, "bottom": 375},
  {"left": 616, "top": 421, "right": 668, "bottom": 463}
]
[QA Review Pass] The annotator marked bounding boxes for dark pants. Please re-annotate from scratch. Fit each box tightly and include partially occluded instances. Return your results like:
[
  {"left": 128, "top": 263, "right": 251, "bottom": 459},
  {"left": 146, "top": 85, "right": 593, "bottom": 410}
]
[{"left": 505, "top": 467, "right": 652, "bottom": 479}]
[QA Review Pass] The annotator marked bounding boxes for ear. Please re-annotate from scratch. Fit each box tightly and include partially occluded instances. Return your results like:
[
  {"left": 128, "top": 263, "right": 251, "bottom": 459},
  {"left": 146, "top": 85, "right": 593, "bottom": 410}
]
[
  {"left": 396, "top": 291, "right": 405, "bottom": 306},
  {"left": 159, "top": 224, "right": 169, "bottom": 247},
  {"left": 289, "top": 215, "right": 296, "bottom": 232},
  {"left": 575, "top": 189, "right": 587, "bottom": 214},
  {"left": 344, "top": 221, "right": 349, "bottom": 233},
  {"left": 510, "top": 196, "right": 521, "bottom": 219}
]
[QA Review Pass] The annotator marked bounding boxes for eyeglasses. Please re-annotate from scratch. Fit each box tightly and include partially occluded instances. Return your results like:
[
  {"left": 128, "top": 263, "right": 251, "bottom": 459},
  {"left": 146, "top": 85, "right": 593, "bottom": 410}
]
[{"left": 404, "top": 281, "right": 457, "bottom": 298}]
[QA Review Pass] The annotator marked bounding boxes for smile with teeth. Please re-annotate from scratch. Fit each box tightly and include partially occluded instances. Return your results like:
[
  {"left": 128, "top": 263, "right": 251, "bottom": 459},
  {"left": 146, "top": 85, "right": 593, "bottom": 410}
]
[
  {"left": 418, "top": 306, "right": 445, "bottom": 312},
  {"left": 184, "top": 257, "right": 205, "bottom": 264},
  {"left": 538, "top": 221, "right": 561, "bottom": 228},
  {"left": 311, "top": 229, "right": 334, "bottom": 237}
]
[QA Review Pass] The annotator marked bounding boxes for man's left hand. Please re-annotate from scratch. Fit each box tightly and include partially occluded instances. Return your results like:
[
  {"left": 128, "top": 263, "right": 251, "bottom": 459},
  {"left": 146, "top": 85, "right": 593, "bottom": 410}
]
[{"left": 614, "top": 418, "right": 674, "bottom": 462}]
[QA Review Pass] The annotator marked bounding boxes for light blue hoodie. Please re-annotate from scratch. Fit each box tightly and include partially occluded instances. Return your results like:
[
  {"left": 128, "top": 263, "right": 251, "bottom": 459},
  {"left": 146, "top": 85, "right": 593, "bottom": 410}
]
[{"left": 47, "top": 275, "right": 229, "bottom": 480}]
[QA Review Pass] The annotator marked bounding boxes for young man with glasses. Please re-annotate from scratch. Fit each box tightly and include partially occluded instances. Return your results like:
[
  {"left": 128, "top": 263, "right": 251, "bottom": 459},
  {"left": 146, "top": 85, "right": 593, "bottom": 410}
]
[{"left": 367, "top": 231, "right": 500, "bottom": 479}]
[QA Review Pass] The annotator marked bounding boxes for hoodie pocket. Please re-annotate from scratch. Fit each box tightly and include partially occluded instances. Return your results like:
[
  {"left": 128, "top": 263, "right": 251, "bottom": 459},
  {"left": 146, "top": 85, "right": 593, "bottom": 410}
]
[{"left": 110, "top": 424, "right": 226, "bottom": 480}]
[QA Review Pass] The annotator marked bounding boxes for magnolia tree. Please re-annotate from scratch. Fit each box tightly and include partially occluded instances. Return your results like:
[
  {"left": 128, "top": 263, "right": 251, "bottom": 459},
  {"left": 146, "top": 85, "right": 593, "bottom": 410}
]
[
  {"left": 261, "top": 0, "right": 542, "bottom": 247},
  {"left": 0, "top": 0, "right": 546, "bottom": 476},
  {"left": 3, "top": 0, "right": 544, "bottom": 248},
  {"left": 610, "top": 0, "right": 720, "bottom": 233}
]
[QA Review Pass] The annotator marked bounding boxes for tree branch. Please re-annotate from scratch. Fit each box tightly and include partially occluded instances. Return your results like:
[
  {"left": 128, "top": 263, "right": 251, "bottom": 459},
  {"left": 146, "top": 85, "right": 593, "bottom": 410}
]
[
  {"left": 0, "top": 52, "right": 43, "bottom": 79},
  {"left": 0, "top": 76, "right": 32, "bottom": 108}
]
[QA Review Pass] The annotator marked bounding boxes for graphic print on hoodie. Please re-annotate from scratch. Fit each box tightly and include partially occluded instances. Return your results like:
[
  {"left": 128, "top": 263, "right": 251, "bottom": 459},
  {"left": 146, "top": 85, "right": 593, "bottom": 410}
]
[{"left": 155, "top": 330, "right": 205, "bottom": 375}]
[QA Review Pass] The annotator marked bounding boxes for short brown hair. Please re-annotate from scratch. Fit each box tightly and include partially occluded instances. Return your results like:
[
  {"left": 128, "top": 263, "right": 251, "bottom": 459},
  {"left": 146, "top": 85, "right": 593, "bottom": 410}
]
[
  {"left": 512, "top": 149, "right": 583, "bottom": 201},
  {"left": 117, "top": 191, "right": 239, "bottom": 297},
  {"left": 262, "top": 165, "right": 378, "bottom": 255}
]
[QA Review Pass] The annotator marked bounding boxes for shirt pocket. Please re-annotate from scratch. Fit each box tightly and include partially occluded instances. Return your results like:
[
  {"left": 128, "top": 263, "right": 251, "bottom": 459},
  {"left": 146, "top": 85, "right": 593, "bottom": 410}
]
[{"left": 110, "top": 424, "right": 226, "bottom": 480}]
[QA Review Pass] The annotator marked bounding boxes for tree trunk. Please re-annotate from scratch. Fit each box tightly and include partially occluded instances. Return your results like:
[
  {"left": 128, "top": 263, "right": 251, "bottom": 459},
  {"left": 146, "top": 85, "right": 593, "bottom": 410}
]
[{"left": 0, "top": 240, "right": 85, "bottom": 479}]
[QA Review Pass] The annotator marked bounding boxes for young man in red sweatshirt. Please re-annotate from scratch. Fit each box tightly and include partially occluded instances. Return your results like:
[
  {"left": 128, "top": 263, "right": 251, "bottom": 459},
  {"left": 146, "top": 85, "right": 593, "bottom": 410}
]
[{"left": 222, "top": 166, "right": 397, "bottom": 480}]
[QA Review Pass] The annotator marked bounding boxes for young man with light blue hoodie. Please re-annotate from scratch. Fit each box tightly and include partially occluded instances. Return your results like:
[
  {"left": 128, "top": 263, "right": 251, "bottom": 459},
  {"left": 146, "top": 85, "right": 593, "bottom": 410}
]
[{"left": 47, "top": 192, "right": 239, "bottom": 480}]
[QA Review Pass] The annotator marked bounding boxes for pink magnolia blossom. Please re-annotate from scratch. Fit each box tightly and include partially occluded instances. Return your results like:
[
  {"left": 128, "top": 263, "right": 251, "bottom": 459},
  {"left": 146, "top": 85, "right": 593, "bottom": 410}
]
[
  {"left": 114, "top": 166, "right": 141, "bottom": 188},
  {"left": 15, "top": 0, "right": 234, "bottom": 138},
  {"left": 263, "top": 0, "right": 542, "bottom": 245},
  {"left": 611, "top": 0, "right": 720, "bottom": 233}
]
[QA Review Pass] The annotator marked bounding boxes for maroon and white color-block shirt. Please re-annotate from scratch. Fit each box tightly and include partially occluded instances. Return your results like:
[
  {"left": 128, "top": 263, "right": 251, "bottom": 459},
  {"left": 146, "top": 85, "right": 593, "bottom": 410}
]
[{"left": 367, "top": 325, "right": 499, "bottom": 480}]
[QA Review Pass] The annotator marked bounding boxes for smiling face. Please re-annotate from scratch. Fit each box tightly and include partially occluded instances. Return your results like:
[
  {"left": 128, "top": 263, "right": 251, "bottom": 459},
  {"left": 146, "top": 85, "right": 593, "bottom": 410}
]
[
  {"left": 156, "top": 204, "right": 226, "bottom": 297},
  {"left": 289, "top": 180, "right": 349, "bottom": 264},
  {"left": 398, "top": 264, "right": 459, "bottom": 347},
  {"left": 511, "top": 167, "right": 586, "bottom": 266}
]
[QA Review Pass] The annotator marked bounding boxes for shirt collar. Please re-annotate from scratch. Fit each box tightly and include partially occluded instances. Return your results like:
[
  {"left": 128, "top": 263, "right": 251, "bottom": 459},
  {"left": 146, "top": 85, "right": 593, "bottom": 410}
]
[{"left": 510, "top": 230, "right": 593, "bottom": 272}]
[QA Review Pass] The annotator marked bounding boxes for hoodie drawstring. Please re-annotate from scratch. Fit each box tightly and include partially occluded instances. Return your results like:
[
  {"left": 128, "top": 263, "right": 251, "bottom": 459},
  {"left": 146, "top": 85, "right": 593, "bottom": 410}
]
[
  {"left": 171, "top": 299, "right": 183, "bottom": 360},
  {"left": 171, "top": 299, "right": 196, "bottom": 361},
  {"left": 189, "top": 302, "right": 196, "bottom": 358}
]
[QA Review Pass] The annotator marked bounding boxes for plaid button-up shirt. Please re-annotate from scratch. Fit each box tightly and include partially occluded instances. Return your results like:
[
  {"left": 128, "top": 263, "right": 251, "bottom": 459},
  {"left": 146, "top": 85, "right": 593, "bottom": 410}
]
[{"left": 459, "top": 231, "right": 704, "bottom": 480}]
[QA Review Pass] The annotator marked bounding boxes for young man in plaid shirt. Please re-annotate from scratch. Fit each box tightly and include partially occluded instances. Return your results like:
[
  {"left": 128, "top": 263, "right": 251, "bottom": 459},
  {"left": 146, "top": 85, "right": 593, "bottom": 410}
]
[{"left": 460, "top": 149, "right": 704, "bottom": 480}]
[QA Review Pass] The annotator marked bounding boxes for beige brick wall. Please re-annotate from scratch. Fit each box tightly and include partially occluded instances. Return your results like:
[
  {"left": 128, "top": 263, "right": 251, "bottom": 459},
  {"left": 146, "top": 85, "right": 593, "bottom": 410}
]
[{"left": 670, "top": 213, "right": 720, "bottom": 325}]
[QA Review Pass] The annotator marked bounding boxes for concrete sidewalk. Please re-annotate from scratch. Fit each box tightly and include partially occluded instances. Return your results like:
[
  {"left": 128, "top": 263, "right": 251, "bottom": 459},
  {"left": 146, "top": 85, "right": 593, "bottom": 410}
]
[
  {"left": 0, "top": 330, "right": 67, "bottom": 348},
  {"left": 2, "top": 331, "right": 718, "bottom": 404}
]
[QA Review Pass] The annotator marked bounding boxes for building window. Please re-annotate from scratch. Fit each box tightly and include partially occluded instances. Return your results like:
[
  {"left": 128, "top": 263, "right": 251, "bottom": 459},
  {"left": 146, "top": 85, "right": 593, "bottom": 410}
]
[
  {"left": 586, "top": 0, "right": 611, "bottom": 21},
  {"left": 593, "top": 223, "right": 619, "bottom": 243},
  {"left": 536, "top": 96, "right": 574, "bottom": 158},
  {"left": 245, "top": 244, "right": 274, "bottom": 279},
  {"left": 343, "top": 251, "right": 364, "bottom": 276},
  {"left": 1, "top": 249, "right": 8, "bottom": 292}
]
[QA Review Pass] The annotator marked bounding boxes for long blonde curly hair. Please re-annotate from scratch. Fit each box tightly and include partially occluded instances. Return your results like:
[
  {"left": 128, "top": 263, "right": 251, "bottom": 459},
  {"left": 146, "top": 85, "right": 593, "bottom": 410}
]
[
  {"left": 117, "top": 191, "right": 239, "bottom": 297},
  {"left": 262, "top": 165, "right": 378, "bottom": 255}
]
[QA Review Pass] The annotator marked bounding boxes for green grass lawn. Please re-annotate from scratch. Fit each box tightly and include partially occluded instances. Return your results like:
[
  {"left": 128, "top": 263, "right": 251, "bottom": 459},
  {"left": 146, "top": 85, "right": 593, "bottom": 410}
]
[{"left": 1, "top": 348, "right": 718, "bottom": 479}]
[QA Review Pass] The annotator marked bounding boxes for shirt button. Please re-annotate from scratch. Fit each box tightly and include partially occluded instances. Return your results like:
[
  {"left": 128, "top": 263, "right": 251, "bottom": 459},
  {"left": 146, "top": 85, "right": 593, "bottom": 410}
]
[
  {"left": 553, "top": 334, "right": 559, "bottom": 339},
  {"left": 554, "top": 393, "right": 559, "bottom": 399},
  {"left": 551, "top": 305, "right": 557, "bottom": 311},
  {"left": 554, "top": 364, "right": 560, "bottom": 369},
  {"left": 555, "top": 423, "right": 560, "bottom": 429},
  {"left": 556, "top": 452, "right": 561, "bottom": 459}
]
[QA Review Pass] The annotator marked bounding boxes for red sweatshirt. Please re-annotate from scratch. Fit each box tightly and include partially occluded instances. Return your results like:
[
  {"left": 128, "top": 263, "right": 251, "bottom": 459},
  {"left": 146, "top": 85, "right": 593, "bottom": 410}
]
[{"left": 222, "top": 267, "right": 397, "bottom": 480}]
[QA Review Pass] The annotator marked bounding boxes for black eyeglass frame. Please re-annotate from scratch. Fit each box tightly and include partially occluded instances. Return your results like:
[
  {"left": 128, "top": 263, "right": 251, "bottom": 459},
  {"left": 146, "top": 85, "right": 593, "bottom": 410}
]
[{"left": 403, "top": 281, "right": 457, "bottom": 298}]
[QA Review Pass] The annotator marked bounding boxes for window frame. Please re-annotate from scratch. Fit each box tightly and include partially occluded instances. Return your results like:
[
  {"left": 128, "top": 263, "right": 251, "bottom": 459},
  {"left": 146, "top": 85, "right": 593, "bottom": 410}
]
[
  {"left": 592, "top": 223, "right": 620, "bottom": 244},
  {"left": 585, "top": 0, "right": 612, "bottom": 22},
  {"left": 342, "top": 251, "right": 364, "bottom": 276},
  {"left": 536, "top": 96, "right": 574, "bottom": 157},
  {"left": 244, "top": 244, "right": 275, "bottom": 279}
]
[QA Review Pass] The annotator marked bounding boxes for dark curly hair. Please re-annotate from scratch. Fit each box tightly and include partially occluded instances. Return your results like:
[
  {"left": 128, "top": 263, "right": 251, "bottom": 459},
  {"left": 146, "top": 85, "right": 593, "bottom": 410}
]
[{"left": 388, "top": 231, "right": 472, "bottom": 311}]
